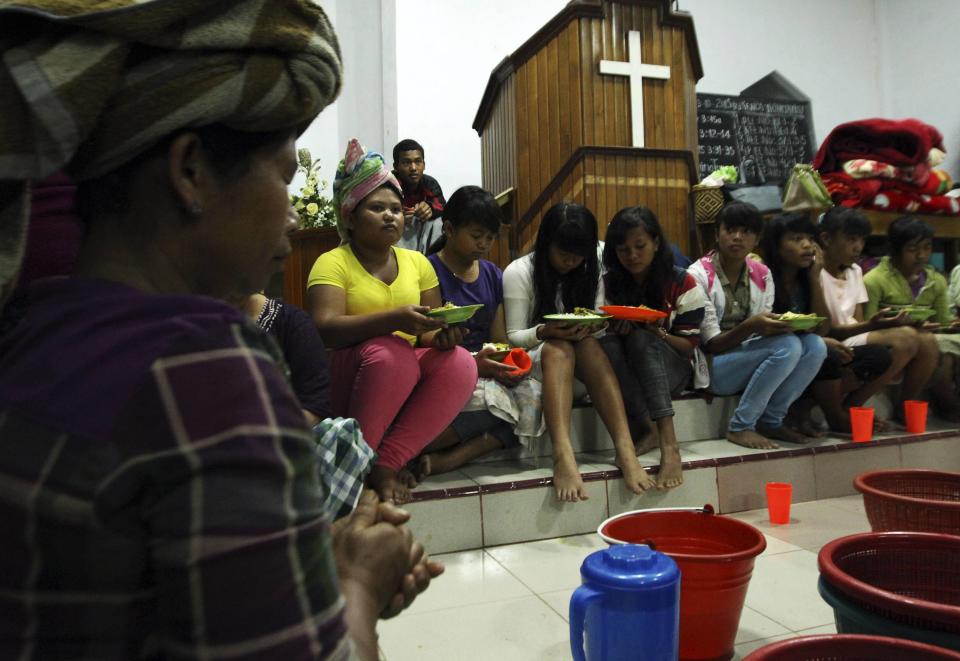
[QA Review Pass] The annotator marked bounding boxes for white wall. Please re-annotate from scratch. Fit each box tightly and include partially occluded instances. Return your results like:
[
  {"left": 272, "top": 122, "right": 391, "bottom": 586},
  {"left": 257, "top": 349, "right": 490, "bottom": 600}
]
[
  {"left": 877, "top": 0, "right": 960, "bottom": 177},
  {"left": 296, "top": 0, "right": 399, "bottom": 193},
  {"left": 681, "top": 0, "right": 883, "bottom": 148},
  {"left": 395, "top": 0, "right": 568, "bottom": 196}
]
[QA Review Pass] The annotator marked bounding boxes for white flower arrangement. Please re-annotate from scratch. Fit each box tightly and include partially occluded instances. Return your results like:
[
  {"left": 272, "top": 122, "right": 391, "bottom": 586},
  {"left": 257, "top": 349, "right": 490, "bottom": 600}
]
[{"left": 290, "top": 148, "right": 336, "bottom": 229}]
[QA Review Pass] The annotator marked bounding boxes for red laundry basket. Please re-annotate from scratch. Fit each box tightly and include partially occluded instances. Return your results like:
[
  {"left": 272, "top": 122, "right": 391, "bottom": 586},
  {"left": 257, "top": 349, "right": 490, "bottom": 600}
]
[
  {"left": 818, "top": 532, "right": 960, "bottom": 635},
  {"left": 742, "top": 634, "right": 960, "bottom": 660},
  {"left": 854, "top": 469, "right": 960, "bottom": 534},
  {"left": 598, "top": 506, "right": 765, "bottom": 661}
]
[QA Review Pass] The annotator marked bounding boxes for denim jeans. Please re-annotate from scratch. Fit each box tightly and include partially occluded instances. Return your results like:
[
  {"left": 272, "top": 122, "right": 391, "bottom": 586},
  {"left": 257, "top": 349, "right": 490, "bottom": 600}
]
[
  {"left": 601, "top": 329, "right": 692, "bottom": 423},
  {"left": 710, "top": 333, "right": 826, "bottom": 432}
]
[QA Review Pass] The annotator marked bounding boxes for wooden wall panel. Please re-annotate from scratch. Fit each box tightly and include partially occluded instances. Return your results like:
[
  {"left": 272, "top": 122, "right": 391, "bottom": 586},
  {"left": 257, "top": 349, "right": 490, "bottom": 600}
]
[
  {"left": 479, "top": 1, "right": 702, "bottom": 266},
  {"left": 481, "top": 76, "right": 517, "bottom": 204},
  {"left": 571, "top": 4, "right": 695, "bottom": 153},
  {"left": 585, "top": 153, "right": 691, "bottom": 251},
  {"left": 509, "top": 151, "right": 692, "bottom": 262}
]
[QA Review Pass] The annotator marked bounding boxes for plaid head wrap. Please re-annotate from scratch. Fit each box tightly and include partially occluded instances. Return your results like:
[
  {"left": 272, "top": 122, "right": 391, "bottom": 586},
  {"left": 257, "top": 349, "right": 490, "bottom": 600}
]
[
  {"left": 0, "top": 0, "right": 344, "bottom": 301},
  {"left": 332, "top": 138, "right": 402, "bottom": 241}
]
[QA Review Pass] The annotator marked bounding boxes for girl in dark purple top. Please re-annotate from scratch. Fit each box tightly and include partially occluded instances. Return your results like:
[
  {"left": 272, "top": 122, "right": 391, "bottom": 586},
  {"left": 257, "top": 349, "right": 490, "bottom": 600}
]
[
  {"left": 428, "top": 246, "right": 501, "bottom": 351},
  {"left": 420, "top": 186, "right": 526, "bottom": 475}
]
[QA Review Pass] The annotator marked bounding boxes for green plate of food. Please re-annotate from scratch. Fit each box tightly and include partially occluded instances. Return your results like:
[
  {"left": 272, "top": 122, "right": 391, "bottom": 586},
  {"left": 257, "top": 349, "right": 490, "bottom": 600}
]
[
  {"left": 543, "top": 307, "right": 611, "bottom": 327},
  {"left": 778, "top": 311, "right": 826, "bottom": 330},
  {"left": 426, "top": 303, "right": 484, "bottom": 324}
]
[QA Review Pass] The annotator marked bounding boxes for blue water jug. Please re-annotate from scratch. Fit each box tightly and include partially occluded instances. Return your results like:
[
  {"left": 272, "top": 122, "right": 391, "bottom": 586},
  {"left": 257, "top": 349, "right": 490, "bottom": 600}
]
[{"left": 569, "top": 544, "right": 681, "bottom": 661}]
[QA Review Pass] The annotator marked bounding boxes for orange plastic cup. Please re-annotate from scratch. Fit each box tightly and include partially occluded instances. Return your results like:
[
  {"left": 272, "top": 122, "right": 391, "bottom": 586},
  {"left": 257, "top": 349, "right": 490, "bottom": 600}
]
[
  {"left": 849, "top": 407, "right": 874, "bottom": 442},
  {"left": 766, "top": 482, "right": 792, "bottom": 524},
  {"left": 904, "top": 400, "right": 928, "bottom": 434}
]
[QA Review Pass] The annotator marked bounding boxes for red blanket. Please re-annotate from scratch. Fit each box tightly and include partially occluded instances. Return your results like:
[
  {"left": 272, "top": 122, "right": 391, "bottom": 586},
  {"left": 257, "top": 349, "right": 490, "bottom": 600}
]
[
  {"left": 823, "top": 172, "right": 960, "bottom": 216},
  {"left": 813, "top": 118, "right": 944, "bottom": 173}
]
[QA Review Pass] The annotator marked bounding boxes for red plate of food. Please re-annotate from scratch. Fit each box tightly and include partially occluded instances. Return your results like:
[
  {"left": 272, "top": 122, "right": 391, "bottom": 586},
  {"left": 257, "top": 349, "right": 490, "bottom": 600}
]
[{"left": 599, "top": 305, "right": 668, "bottom": 322}]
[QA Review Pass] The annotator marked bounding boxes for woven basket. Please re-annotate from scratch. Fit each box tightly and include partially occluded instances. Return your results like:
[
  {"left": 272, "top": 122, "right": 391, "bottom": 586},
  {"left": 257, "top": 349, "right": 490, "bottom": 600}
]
[
  {"left": 692, "top": 184, "right": 724, "bottom": 223},
  {"left": 855, "top": 469, "right": 960, "bottom": 534}
]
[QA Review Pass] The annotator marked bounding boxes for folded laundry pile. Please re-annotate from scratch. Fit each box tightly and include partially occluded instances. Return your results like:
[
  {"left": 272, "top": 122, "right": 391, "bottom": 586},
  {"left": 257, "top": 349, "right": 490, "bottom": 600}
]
[{"left": 814, "top": 118, "right": 959, "bottom": 216}]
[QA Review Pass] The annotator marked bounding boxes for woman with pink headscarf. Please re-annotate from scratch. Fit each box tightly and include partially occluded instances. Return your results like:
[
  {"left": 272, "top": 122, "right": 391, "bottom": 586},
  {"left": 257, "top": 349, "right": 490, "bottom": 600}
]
[{"left": 308, "top": 139, "right": 477, "bottom": 504}]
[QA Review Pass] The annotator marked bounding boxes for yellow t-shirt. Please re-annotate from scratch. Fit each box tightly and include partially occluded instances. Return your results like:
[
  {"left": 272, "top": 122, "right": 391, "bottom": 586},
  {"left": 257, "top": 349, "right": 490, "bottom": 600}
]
[{"left": 307, "top": 244, "right": 440, "bottom": 344}]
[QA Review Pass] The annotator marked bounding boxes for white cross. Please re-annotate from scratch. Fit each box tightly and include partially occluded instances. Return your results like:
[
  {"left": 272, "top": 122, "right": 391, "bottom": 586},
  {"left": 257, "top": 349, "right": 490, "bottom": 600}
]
[{"left": 599, "top": 30, "right": 671, "bottom": 148}]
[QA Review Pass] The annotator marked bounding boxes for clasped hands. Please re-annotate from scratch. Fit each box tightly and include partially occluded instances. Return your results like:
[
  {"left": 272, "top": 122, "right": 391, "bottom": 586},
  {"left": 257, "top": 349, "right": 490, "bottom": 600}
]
[{"left": 334, "top": 489, "right": 443, "bottom": 620}]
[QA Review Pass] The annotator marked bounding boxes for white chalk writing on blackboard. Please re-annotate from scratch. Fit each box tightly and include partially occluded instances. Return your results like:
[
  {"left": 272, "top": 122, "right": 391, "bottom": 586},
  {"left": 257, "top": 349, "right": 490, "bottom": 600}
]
[{"left": 696, "top": 93, "right": 813, "bottom": 184}]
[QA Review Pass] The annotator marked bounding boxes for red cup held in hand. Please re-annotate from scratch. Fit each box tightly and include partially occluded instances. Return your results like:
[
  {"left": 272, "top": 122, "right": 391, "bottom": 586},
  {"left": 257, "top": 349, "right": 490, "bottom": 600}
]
[
  {"left": 765, "top": 482, "right": 792, "bottom": 524},
  {"left": 849, "top": 407, "right": 874, "bottom": 442},
  {"left": 502, "top": 348, "right": 532, "bottom": 376},
  {"left": 903, "top": 400, "right": 928, "bottom": 434}
]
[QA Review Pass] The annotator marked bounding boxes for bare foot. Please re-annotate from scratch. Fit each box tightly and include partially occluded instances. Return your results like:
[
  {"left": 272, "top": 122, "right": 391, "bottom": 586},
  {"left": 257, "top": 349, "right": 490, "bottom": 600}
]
[
  {"left": 368, "top": 464, "right": 412, "bottom": 505},
  {"left": 417, "top": 454, "right": 434, "bottom": 479},
  {"left": 616, "top": 452, "right": 656, "bottom": 494},
  {"left": 793, "top": 417, "right": 825, "bottom": 438},
  {"left": 727, "top": 429, "right": 779, "bottom": 449},
  {"left": 655, "top": 445, "right": 683, "bottom": 490},
  {"left": 827, "top": 420, "right": 852, "bottom": 434},
  {"left": 758, "top": 423, "right": 809, "bottom": 445},
  {"left": 553, "top": 456, "right": 589, "bottom": 502},
  {"left": 418, "top": 451, "right": 461, "bottom": 479},
  {"left": 397, "top": 467, "right": 419, "bottom": 488},
  {"left": 634, "top": 426, "right": 660, "bottom": 456}
]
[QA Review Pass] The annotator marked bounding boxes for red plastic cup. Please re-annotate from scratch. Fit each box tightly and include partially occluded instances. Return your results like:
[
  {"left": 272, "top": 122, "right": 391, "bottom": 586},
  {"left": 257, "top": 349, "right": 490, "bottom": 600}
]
[
  {"left": 765, "top": 482, "right": 792, "bottom": 524},
  {"left": 849, "top": 407, "right": 874, "bottom": 442},
  {"left": 904, "top": 400, "right": 928, "bottom": 434}
]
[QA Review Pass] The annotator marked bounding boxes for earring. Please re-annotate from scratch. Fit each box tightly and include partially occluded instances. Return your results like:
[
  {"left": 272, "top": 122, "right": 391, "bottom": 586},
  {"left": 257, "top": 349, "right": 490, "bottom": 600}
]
[{"left": 189, "top": 201, "right": 203, "bottom": 216}]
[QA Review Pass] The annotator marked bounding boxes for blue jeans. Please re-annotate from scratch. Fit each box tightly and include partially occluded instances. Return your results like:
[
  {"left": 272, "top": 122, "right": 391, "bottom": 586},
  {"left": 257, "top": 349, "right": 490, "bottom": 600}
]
[{"left": 710, "top": 334, "right": 827, "bottom": 432}]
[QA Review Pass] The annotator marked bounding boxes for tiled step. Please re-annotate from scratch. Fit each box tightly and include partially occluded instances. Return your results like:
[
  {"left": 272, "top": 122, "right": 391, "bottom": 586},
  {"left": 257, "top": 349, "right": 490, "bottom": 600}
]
[
  {"left": 403, "top": 425, "right": 960, "bottom": 555},
  {"left": 466, "top": 394, "right": 742, "bottom": 464}
]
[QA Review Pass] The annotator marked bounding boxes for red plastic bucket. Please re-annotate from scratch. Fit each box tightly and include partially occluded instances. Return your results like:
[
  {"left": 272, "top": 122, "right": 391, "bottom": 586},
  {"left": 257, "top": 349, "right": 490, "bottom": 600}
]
[{"left": 598, "top": 506, "right": 766, "bottom": 661}]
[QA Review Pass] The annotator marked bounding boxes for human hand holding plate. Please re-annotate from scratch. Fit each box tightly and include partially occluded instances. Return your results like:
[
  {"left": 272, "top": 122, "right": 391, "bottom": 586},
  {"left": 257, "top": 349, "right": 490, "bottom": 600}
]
[{"left": 394, "top": 305, "right": 445, "bottom": 335}]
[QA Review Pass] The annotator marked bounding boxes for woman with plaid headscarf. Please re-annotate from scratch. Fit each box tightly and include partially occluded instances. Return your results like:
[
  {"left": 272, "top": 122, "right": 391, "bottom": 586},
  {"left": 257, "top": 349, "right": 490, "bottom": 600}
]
[
  {"left": 0, "top": 2, "right": 438, "bottom": 659},
  {"left": 308, "top": 139, "right": 478, "bottom": 506}
]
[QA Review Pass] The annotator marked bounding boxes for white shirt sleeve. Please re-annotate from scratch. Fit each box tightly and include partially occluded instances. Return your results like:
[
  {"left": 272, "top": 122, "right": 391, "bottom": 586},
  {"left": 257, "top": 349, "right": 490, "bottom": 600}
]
[
  {"left": 948, "top": 265, "right": 960, "bottom": 317},
  {"left": 503, "top": 255, "right": 541, "bottom": 348},
  {"left": 688, "top": 264, "right": 720, "bottom": 343},
  {"left": 760, "top": 272, "right": 775, "bottom": 314}
]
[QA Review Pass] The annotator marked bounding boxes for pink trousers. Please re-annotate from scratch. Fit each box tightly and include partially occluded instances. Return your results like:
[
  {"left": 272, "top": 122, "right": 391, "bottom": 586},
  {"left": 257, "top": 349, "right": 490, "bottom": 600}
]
[{"left": 329, "top": 335, "right": 477, "bottom": 470}]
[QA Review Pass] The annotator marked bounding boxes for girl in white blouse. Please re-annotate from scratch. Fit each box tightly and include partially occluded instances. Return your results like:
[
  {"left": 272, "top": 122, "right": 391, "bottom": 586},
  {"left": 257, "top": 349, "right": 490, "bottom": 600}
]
[{"left": 502, "top": 202, "right": 653, "bottom": 502}]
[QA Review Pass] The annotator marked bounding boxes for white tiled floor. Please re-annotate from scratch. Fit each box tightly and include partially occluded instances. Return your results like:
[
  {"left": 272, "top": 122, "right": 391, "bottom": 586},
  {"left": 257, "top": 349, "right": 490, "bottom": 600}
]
[{"left": 379, "top": 497, "right": 869, "bottom": 660}]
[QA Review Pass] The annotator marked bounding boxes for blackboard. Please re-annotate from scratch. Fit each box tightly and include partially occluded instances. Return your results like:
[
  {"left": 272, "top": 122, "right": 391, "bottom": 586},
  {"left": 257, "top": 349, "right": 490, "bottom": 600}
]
[{"left": 696, "top": 94, "right": 814, "bottom": 185}]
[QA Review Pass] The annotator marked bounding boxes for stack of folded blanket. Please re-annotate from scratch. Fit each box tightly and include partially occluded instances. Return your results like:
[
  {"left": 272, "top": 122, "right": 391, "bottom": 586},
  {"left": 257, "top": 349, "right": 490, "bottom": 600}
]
[{"left": 813, "top": 118, "right": 959, "bottom": 216}]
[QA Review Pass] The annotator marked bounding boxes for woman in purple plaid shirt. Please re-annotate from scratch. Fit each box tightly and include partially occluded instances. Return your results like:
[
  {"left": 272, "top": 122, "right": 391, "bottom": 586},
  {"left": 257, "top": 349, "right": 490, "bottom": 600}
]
[{"left": 0, "top": 2, "right": 440, "bottom": 659}]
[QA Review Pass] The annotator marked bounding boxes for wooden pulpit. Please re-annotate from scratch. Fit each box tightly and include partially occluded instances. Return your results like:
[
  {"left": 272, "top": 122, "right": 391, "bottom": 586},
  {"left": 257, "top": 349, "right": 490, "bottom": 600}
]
[{"left": 473, "top": 0, "right": 703, "bottom": 266}]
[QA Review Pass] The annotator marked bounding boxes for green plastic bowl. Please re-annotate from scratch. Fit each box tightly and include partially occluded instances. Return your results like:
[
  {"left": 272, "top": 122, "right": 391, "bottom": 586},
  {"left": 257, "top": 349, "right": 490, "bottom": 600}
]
[
  {"left": 904, "top": 307, "right": 937, "bottom": 323},
  {"left": 425, "top": 303, "right": 483, "bottom": 324},
  {"left": 783, "top": 316, "right": 825, "bottom": 330}
]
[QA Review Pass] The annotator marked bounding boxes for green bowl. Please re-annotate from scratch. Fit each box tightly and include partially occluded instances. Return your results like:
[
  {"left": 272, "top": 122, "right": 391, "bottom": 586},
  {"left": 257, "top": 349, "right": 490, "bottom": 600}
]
[
  {"left": 426, "top": 303, "right": 483, "bottom": 324},
  {"left": 783, "top": 316, "right": 825, "bottom": 330},
  {"left": 904, "top": 307, "right": 936, "bottom": 322}
]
